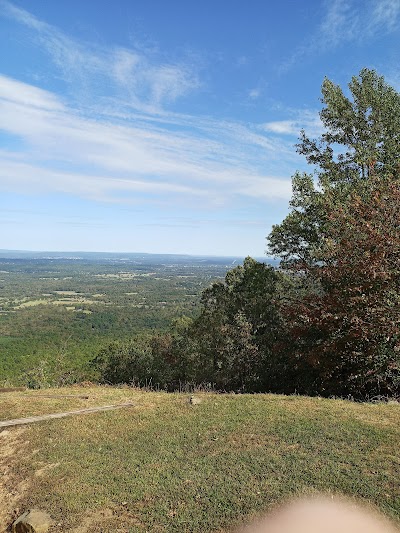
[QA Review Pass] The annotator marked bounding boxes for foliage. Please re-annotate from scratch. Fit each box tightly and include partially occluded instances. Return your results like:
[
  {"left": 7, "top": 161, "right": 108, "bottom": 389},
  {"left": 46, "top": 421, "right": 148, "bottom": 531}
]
[
  {"left": 300, "top": 68, "right": 400, "bottom": 181},
  {"left": 284, "top": 179, "right": 400, "bottom": 397},
  {"left": 268, "top": 68, "right": 400, "bottom": 269},
  {"left": 4, "top": 69, "right": 400, "bottom": 401},
  {"left": 187, "top": 257, "right": 284, "bottom": 391},
  {"left": 91, "top": 258, "right": 286, "bottom": 392},
  {"left": 0, "top": 255, "right": 228, "bottom": 384},
  {"left": 266, "top": 69, "right": 400, "bottom": 398}
]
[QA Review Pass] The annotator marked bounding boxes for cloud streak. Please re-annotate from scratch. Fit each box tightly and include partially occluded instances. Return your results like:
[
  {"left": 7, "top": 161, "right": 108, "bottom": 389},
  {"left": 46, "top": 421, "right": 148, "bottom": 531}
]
[
  {"left": 319, "top": 0, "right": 400, "bottom": 49},
  {"left": 0, "top": 74, "right": 293, "bottom": 206},
  {"left": 282, "top": 0, "right": 400, "bottom": 72},
  {"left": 0, "top": 1, "right": 305, "bottom": 209},
  {"left": 0, "top": 0, "right": 199, "bottom": 113},
  {"left": 263, "top": 110, "right": 323, "bottom": 138}
]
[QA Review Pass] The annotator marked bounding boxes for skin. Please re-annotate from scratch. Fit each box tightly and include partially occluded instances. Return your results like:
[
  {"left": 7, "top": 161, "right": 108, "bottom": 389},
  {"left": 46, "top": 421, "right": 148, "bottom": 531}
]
[{"left": 240, "top": 497, "right": 399, "bottom": 533}]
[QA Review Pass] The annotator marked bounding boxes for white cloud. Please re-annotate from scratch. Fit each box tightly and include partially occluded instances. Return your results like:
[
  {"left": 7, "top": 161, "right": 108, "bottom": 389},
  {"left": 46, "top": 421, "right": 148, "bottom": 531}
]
[
  {"left": 0, "top": 0, "right": 46, "bottom": 31},
  {"left": 0, "top": 0, "right": 199, "bottom": 112},
  {"left": 282, "top": 0, "right": 400, "bottom": 71},
  {"left": 0, "top": 1, "right": 315, "bottom": 214},
  {"left": 112, "top": 49, "right": 141, "bottom": 88},
  {"left": 0, "top": 157, "right": 206, "bottom": 201},
  {"left": 318, "top": 0, "right": 358, "bottom": 49},
  {"left": 0, "top": 75, "right": 64, "bottom": 110},
  {"left": 0, "top": 75, "right": 294, "bottom": 206},
  {"left": 263, "top": 111, "right": 323, "bottom": 138},
  {"left": 319, "top": 0, "right": 400, "bottom": 49},
  {"left": 368, "top": 0, "right": 400, "bottom": 33},
  {"left": 263, "top": 121, "right": 295, "bottom": 135}
]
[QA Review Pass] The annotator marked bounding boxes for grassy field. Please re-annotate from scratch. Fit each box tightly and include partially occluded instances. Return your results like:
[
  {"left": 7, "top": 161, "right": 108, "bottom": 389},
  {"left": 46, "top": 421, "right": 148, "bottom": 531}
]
[{"left": 0, "top": 387, "right": 399, "bottom": 532}]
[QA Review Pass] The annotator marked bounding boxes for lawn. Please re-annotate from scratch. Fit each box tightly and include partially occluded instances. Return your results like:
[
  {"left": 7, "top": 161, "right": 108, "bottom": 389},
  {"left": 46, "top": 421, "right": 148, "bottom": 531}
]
[{"left": 0, "top": 387, "right": 399, "bottom": 532}]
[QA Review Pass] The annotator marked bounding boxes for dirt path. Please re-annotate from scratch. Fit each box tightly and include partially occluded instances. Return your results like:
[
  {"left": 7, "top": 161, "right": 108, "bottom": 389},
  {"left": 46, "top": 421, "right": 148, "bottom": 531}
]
[
  {"left": 0, "top": 428, "right": 28, "bottom": 531},
  {"left": 0, "top": 402, "right": 135, "bottom": 429}
]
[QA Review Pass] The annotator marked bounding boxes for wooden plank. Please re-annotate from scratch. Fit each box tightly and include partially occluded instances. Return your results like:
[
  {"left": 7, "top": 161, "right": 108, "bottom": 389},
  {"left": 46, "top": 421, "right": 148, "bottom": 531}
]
[
  {"left": 0, "top": 387, "right": 26, "bottom": 393},
  {"left": 28, "top": 394, "right": 90, "bottom": 400},
  {"left": 0, "top": 402, "right": 135, "bottom": 428}
]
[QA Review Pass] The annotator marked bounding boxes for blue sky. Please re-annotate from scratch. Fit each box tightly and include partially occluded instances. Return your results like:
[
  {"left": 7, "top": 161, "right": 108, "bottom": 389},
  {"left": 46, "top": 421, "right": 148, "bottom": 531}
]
[{"left": 0, "top": 0, "right": 399, "bottom": 256}]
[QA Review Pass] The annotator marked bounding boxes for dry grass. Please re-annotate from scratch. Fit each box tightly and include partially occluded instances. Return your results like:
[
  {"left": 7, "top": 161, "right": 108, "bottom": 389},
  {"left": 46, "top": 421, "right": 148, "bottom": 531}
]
[
  {"left": 0, "top": 387, "right": 399, "bottom": 532},
  {"left": 0, "top": 386, "right": 148, "bottom": 421}
]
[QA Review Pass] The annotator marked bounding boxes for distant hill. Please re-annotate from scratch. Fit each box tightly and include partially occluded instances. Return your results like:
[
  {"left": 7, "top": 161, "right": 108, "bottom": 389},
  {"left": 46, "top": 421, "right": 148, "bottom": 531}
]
[{"left": 0, "top": 249, "right": 279, "bottom": 267}]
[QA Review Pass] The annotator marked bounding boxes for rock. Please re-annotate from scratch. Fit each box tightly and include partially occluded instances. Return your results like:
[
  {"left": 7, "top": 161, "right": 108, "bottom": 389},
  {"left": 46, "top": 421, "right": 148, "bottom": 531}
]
[
  {"left": 189, "top": 395, "right": 202, "bottom": 405},
  {"left": 12, "top": 510, "right": 53, "bottom": 533}
]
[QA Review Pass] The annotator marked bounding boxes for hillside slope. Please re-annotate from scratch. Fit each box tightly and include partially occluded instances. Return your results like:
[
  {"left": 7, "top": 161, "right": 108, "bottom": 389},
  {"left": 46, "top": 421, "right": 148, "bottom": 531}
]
[{"left": 0, "top": 387, "right": 399, "bottom": 532}]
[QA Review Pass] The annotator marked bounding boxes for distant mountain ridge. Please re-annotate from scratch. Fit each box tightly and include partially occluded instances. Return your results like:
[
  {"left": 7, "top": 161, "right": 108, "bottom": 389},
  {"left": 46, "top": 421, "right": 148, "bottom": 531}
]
[{"left": 0, "top": 249, "right": 278, "bottom": 266}]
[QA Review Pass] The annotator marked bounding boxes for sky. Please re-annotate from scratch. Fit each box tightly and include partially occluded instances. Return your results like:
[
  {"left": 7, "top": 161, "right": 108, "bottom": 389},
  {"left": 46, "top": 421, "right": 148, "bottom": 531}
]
[{"left": 0, "top": 0, "right": 399, "bottom": 256}]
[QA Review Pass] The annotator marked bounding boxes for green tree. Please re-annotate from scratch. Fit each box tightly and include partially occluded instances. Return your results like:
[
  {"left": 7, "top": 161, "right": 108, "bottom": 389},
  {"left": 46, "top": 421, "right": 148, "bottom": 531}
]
[
  {"left": 267, "top": 69, "right": 400, "bottom": 398},
  {"left": 187, "top": 257, "right": 284, "bottom": 391},
  {"left": 91, "top": 335, "right": 166, "bottom": 386},
  {"left": 268, "top": 68, "right": 400, "bottom": 268}
]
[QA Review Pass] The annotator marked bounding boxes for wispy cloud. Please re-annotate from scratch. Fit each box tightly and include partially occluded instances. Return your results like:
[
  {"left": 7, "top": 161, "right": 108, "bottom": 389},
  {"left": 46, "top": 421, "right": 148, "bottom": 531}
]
[
  {"left": 0, "top": 1, "right": 308, "bottom": 210},
  {"left": 0, "top": 75, "right": 64, "bottom": 110},
  {"left": 318, "top": 0, "right": 359, "bottom": 49},
  {"left": 319, "top": 0, "right": 400, "bottom": 49},
  {"left": 0, "top": 1, "right": 305, "bottom": 209},
  {"left": 0, "top": 74, "right": 293, "bottom": 206},
  {"left": 368, "top": 0, "right": 400, "bottom": 33},
  {"left": 263, "top": 110, "right": 323, "bottom": 138},
  {"left": 0, "top": 0, "right": 199, "bottom": 113},
  {"left": 282, "top": 0, "right": 400, "bottom": 71}
]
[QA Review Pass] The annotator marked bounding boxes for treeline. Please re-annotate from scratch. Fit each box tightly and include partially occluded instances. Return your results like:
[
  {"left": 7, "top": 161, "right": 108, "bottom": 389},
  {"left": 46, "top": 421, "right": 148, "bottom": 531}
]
[{"left": 92, "top": 69, "right": 400, "bottom": 399}]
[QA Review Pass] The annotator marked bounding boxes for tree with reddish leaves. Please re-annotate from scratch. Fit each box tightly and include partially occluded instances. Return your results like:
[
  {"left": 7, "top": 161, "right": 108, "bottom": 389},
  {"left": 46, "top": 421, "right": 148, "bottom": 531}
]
[
  {"left": 285, "top": 178, "right": 400, "bottom": 397},
  {"left": 267, "top": 69, "right": 400, "bottom": 398}
]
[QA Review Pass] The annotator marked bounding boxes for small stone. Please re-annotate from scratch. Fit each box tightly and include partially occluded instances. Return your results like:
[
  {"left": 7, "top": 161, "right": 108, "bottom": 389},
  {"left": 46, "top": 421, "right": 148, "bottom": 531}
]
[
  {"left": 12, "top": 509, "right": 53, "bottom": 533},
  {"left": 189, "top": 395, "right": 202, "bottom": 405}
]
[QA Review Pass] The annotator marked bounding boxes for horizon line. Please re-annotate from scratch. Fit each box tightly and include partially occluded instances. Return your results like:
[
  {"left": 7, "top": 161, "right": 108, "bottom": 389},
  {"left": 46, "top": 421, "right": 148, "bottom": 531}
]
[{"left": 0, "top": 248, "right": 273, "bottom": 260}]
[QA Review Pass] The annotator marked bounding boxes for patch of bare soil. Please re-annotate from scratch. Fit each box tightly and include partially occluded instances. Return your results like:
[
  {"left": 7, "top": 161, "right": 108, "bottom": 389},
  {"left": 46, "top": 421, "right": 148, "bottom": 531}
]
[
  {"left": 0, "top": 428, "right": 29, "bottom": 531},
  {"left": 69, "top": 508, "right": 114, "bottom": 533},
  {"left": 69, "top": 505, "right": 144, "bottom": 533}
]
